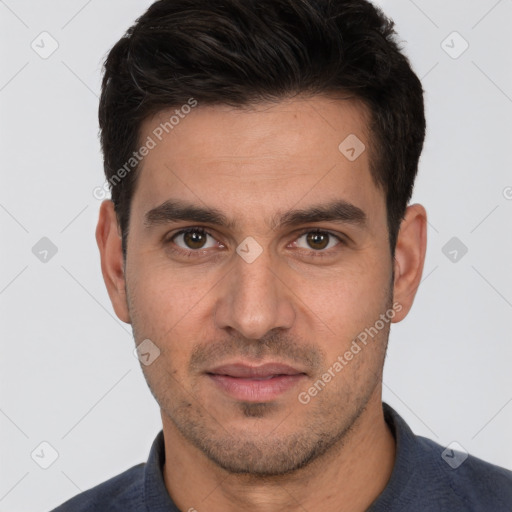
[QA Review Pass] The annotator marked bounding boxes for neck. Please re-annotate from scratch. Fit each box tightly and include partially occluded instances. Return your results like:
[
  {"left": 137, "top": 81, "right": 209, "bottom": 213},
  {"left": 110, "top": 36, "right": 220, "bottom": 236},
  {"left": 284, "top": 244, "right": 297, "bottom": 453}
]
[{"left": 161, "top": 392, "right": 396, "bottom": 512}]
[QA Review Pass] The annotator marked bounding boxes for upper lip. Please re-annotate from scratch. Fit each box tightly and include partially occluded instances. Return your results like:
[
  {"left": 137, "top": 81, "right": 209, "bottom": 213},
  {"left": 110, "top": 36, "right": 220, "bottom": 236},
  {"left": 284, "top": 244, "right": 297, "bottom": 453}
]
[{"left": 207, "top": 362, "right": 306, "bottom": 378}]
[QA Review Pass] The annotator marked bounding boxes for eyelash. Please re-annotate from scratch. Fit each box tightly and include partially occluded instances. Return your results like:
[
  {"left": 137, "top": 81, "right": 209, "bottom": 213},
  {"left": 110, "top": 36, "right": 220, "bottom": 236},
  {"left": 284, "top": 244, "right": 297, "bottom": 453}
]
[
  {"left": 165, "top": 227, "right": 216, "bottom": 259},
  {"left": 292, "top": 228, "right": 346, "bottom": 258},
  {"left": 164, "top": 227, "right": 345, "bottom": 259}
]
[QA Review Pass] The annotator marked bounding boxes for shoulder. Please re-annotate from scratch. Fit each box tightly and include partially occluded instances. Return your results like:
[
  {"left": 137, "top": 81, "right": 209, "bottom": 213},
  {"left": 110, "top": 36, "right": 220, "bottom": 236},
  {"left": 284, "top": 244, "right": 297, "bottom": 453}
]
[
  {"left": 50, "top": 463, "right": 145, "bottom": 512},
  {"left": 374, "top": 403, "right": 512, "bottom": 511},
  {"left": 416, "top": 434, "right": 512, "bottom": 509}
]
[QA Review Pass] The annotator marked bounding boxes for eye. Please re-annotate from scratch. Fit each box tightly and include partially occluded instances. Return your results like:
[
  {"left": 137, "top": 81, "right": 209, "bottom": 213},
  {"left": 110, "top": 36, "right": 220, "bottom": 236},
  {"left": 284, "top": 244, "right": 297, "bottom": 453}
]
[
  {"left": 293, "top": 229, "right": 342, "bottom": 252},
  {"left": 170, "top": 228, "right": 218, "bottom": 251}
]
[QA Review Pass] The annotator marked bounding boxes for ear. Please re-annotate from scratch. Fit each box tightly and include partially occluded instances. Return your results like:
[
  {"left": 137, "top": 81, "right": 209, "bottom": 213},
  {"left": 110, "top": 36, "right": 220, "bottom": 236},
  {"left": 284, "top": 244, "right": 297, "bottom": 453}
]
[
  {"left": 95, "top": 200, "right": 131, "bottom": 324},
  {"left": 391, "top": 203, "right": 427, "bottom": 323}
]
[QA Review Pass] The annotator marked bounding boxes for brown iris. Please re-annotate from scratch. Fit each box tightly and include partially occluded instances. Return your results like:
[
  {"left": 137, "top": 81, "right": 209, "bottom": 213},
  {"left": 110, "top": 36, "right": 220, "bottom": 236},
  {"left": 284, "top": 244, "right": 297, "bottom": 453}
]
[
  {"left": 183, "top": 230, "right": 208, "bottom": 249},
  {"left": 306, "top": 232, "right": 329, "bottom": 250}
]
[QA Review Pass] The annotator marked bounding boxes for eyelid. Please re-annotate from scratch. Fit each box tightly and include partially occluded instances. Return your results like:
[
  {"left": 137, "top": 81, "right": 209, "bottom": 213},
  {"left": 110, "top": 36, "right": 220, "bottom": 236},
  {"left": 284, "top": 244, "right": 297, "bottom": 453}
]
[
  {"left": 294, "top": 227, "right": 345, "bottom": 240},
  {"left": 166, "top": 226, "right": 207, "bottom": 237},
  {"left": 291, "top": 228, "right": 346, "bottom": 252},
  {"left": 166, "top": 226, "right": 344, "bottom": 242},
  {"left": 167, "top": 227, "right": 219, "bottom": 246},
  {"left": 164, "top": 226, "right": 346, "bottom": 257}
]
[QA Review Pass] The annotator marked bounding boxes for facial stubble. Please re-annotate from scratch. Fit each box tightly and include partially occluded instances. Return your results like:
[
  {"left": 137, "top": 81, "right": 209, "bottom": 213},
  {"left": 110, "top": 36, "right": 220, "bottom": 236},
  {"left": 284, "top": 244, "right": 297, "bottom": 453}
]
[{"left": 128, "top": 284, "right": 393, "bottom": 478}]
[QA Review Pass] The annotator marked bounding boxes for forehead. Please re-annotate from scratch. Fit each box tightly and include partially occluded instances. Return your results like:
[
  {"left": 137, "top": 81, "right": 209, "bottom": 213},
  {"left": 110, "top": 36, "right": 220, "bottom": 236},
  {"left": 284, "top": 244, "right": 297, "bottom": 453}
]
[{"left": 132, "top": 95, "right": 385, "bottom": 232}]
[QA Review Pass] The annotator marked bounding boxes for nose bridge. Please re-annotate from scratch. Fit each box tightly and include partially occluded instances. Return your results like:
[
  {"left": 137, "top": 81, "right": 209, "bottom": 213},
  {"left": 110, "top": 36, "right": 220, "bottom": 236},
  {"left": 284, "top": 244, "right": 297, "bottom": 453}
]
[{"left": 214, "top": 246, "right": 295, "bottom": 339}]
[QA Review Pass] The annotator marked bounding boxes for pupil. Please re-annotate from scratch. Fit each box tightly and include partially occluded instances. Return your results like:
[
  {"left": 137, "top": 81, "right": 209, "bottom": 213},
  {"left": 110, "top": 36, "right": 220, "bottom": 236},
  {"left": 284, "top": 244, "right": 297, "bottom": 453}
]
[
  {"left": 307, "top": 232, "right": 328, "bottom": 250},
  {"left": 184, "top": 231, "right": 206, "bottom": 249}
]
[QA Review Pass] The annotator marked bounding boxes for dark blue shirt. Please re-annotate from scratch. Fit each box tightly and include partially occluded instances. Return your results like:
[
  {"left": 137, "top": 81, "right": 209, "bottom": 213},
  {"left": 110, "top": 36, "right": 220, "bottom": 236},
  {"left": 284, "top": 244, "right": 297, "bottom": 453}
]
[{"left": 50, "top": 403, "right": 512, "bottom": 511}]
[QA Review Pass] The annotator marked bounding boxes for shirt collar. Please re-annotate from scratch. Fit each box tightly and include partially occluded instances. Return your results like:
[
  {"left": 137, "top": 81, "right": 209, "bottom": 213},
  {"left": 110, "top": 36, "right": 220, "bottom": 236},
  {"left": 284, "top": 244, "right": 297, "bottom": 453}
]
[
  {"left": 366, "top": 402, "right": 419, "bottom": 510},
  {"left": 143, "top": 429, "right": 179, "bottom": 511}
]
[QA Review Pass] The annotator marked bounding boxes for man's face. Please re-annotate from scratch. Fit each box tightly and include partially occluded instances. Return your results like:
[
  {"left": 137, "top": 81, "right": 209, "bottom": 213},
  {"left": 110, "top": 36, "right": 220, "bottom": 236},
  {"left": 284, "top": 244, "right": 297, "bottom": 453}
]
[{"left": 122, "top": 96, "right": 396, "bottom": 475}]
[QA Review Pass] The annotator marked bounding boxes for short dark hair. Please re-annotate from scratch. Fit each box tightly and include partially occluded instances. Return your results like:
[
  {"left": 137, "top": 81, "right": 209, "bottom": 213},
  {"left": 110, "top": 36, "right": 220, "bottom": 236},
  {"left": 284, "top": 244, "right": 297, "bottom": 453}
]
[{"left": 99, "top": 0, "right": 425, "bottom": 259}]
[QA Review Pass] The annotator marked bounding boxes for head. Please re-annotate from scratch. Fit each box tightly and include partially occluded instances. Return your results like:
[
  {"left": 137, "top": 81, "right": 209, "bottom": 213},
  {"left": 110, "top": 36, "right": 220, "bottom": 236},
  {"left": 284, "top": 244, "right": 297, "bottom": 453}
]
[
  {"left": 96, "top": 0, "right": 427, "bottom": 476},
  {"left": 99, "top": 0, "right": 425, "bottom": 260}
]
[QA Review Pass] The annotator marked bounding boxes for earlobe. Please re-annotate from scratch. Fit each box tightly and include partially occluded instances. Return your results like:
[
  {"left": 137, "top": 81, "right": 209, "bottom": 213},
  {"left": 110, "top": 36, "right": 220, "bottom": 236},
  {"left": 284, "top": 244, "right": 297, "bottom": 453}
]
[
  {"left": 391, "top": 203, "right": 427, "bottom": 323},
  {"left": 95, "top": 200, "right": 131, "bottom": 324}
]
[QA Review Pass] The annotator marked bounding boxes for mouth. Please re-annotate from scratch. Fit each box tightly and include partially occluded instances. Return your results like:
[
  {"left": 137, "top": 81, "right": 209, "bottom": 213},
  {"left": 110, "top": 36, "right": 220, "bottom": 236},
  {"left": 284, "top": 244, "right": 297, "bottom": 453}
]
[{"left": 206, "top": 362, "right": 307, "bottom": 402}]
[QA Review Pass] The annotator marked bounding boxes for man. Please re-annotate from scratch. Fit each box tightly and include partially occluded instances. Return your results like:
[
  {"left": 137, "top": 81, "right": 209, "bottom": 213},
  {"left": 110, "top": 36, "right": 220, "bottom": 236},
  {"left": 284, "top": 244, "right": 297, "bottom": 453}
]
[{"left": 52, "top": 0, "right": 512, "bottom": 510}]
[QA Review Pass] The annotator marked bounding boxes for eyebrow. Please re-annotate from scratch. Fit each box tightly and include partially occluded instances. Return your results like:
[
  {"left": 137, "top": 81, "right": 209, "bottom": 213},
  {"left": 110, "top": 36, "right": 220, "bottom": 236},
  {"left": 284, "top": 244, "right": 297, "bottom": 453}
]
[{"left": 144, "top": 198, "right": 368, "bottom": 231}]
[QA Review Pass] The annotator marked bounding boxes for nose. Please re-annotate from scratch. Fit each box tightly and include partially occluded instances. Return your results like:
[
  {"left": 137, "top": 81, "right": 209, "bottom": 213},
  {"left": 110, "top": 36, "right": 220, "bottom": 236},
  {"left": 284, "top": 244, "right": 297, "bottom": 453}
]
[{"left": 213, "top": 246, "right": 296, "bottom": 340}]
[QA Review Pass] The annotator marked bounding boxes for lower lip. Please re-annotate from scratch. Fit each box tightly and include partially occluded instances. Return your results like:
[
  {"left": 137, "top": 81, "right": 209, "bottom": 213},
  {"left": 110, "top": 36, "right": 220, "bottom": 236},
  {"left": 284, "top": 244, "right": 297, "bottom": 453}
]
[{"left": 208, "top": 374, "right": 306, "bottom": 402}]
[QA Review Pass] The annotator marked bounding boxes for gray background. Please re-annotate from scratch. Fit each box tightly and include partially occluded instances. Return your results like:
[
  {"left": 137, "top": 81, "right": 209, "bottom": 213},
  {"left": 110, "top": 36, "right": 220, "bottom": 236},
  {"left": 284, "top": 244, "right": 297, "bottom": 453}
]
[{"left": 1, "top": 0, "right": 511, "bottom": 510}]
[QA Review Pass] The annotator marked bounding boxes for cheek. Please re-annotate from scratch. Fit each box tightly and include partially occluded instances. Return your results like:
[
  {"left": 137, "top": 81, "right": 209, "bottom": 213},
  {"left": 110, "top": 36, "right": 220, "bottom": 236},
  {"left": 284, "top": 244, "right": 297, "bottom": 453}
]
[
  {"left": 127, "top": 258, "right": 213, "bottom": 339},
  {"left": 128, "top": 273, "right": 206, "bottom": 383},
  {"left": 294, "top": 258, "right": 390, "bottom": 339}
]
